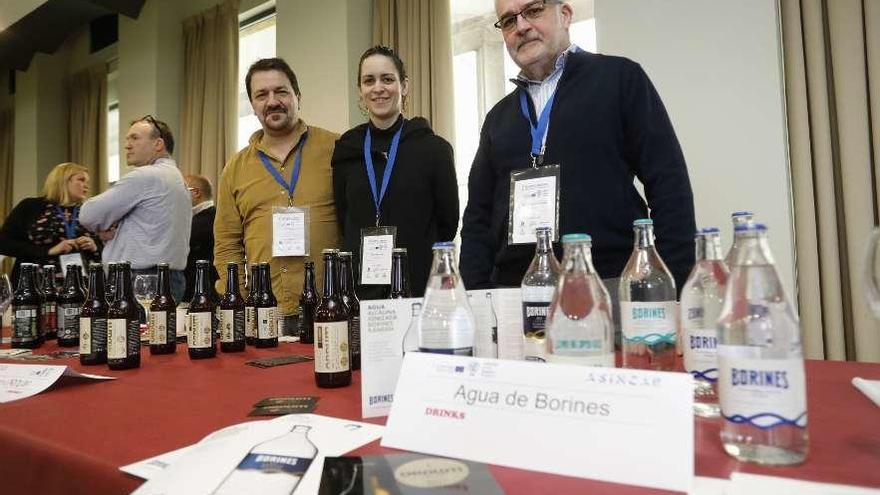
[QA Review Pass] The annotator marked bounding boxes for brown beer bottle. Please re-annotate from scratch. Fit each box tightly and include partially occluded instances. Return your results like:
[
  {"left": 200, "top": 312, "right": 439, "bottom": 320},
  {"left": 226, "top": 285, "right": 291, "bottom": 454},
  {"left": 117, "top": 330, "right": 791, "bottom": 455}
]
[
  {"left": 57, "top": 265, "right": 85, "bottom": 347},
  {"left": 245, "top": 263, "right": 259, "bottom": 346},
  {"left": 314, "top": 249, "right": 351, "bottom": 388},
  {"left": 41, "top": 265, "right": 59, "bottom": 340},
  {"left": 188, "top": 260, "right": 217, "bottom": 359},
  {"left": 388, "top": 248, "right": 411, "bottom": 298},
  {"left": 255, "top": 262, "right": 278, "bottom": 348},
  {"left": 107, "top": 262, "right": 140, "bottom": 369},
  {"left": 337, "top": 252, "right": 361, "bottom": 371},
  {"left": 220, "top": 262, "right": 246, "bottom": 352},
  {"left": 80, "top": 263, "right": 108, "bottom": 365},
  {"left": 11, "top": 264, "right": 43, "bottom": 349},
  {"left": 149, "top": 263, "right": 177, "bottom": 355},
  {"left": 298, "top": 261, "right": 318, "bottom": 344}
]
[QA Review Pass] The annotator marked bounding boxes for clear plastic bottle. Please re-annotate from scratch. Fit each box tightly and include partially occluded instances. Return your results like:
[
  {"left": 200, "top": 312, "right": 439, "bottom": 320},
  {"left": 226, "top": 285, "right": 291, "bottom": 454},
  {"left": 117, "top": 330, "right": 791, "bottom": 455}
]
[
  {"left": 717, "top": 223, "right": 808, "bottom": 465},
  {"left": 680, "top": 228, "right": 728, "bottom": 417},
  {"left": 214, "top": 424, "right": 317, "bottom": 495},
  {"left": 724, "top": 211, "right": 754, "bottom": 267},
  {"left": 619, "top": 218, "right": 677, "bottom": 370},
  {"left": 401, "top": 302, "right": 422, "bottom": 355},
  {"left": 546, "top": 234, "right": 614, "bottom": 367},
  {"left": 520, "top": 226, "right": 561, "bottom": 362},
  {"left": 417, "top": 242, "right": 475, "bottom": 355}
]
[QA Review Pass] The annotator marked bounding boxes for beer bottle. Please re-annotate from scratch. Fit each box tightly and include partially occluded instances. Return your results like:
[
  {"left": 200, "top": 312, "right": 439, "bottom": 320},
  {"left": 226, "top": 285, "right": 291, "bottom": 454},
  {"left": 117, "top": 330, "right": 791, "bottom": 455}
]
[
  {"left": 41, "top": 264, "right": 59, "bottom": 340},
  {"left": 80, "top": 263, "right": 108, "bottom": 365},
  {"left": 245, "top": 263, "right": 259, "bottom": 346},
  {"left": 388, "top": 248, "right": 410, "bottom": 298},
  {"left": 107, "top": 262, "right": 140, "bottom": 369},
  {"left": 314, "top": 249, "right": 351, "bottom": 388},
  {"left": 298, "top": 261, "right": 318, "bottom": 344},
  {"left": 255, "top": 262, "right": 278, "bottom": 348},
  {"left": 57, "top": 265, "right": 85, "bottom": 347},
  {"left": 149, "top": 263, "right": 177, "bottom": 355},
  {"left": 220, "top": 262, "right": 246, "bottom": 352},
  {"left": 105, "top": 262, "right": 118, "bottom": 304},
  {"left": 11, "top": 264, "right": 43, "bottom": 349},
  {"left": 338, "top": 252, "right": 361, "bottom": 371},
  {"left": 188, "top": 260, "right": 217, "bottom": 359}
]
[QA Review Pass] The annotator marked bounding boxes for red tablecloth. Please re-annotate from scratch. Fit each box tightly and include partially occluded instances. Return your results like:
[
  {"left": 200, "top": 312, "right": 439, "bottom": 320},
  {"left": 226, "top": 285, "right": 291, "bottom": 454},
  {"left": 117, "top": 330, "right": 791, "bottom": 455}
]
[{"left": 0, "top": 342, "right": 877, "bottom": 495}]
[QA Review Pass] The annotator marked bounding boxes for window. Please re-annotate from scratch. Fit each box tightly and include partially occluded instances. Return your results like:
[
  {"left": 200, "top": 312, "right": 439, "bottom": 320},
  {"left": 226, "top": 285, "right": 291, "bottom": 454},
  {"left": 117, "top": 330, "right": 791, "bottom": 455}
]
[
  {"left": 237, "top": 6, "right": 276, "bottom": 150},
  {"left": 106, "top": 68, "right": 119, "bottom": 183}
]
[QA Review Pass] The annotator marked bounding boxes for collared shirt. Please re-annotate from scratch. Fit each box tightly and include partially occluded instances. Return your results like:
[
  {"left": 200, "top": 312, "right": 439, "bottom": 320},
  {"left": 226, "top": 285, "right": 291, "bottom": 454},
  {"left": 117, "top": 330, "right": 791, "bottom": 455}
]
[
  {"left": 192, "top": 200, "right": 214, "bottom": 216},
  {"left": 512, "top": 44, "right": 582, "bottom": 116}
]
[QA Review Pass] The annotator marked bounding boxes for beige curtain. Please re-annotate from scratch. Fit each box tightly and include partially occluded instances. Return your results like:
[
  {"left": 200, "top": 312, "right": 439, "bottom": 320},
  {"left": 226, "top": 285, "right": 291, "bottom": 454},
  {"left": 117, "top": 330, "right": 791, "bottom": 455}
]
[
  {"left": 0, "top": 107, "right": 14, "bottom": 275},
  {"left": 180, "top": 0, "right": 239, "bottom": 190},
  {"left": 373, "top": 0, "right": 455, "bottom": 143},
  {"left": 67, "top": 63, "right": 108, "bottom": 193},
  {"left": 782, "top": 0, "right": 880, "bottom": 362}
]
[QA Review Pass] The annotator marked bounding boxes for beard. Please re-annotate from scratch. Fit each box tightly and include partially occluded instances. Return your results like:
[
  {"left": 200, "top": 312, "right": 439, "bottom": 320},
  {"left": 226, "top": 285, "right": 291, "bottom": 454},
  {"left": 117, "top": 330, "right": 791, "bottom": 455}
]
[{"left": 262, "top": 107, "right": 295, "bottom": 132}]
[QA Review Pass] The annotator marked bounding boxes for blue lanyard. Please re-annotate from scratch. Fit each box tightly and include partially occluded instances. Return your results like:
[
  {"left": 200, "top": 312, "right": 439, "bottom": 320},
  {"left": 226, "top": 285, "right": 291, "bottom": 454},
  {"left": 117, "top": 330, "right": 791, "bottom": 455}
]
[
  {"left": 54, "top": 205, "right": 79, "bottom": 239},
  {"left": 364, "top": 121, "right": 404, "bottom": 226},
  {"left": 258, "top": 131, "right": 309, "bottom": 206},
  {"left": 519, "top": 89, "right": 557, "bottom": 167}
]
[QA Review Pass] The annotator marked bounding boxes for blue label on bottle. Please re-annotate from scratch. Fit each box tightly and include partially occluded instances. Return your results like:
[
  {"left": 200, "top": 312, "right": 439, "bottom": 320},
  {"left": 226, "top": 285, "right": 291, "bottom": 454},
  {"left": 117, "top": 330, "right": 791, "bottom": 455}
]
[{"left": 236, "top": 453, "right": 312, "bottom": 475}]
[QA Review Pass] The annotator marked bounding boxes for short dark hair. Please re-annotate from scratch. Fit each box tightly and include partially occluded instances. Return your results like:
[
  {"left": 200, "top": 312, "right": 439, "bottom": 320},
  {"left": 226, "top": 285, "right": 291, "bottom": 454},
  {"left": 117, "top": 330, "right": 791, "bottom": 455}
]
[
  {"left": 132, "top": 115, "right": 175, "bottom": 154},
  {"left": 185, "top": 174, "right": 213, "bottom": 199},
  {"left": 357, "top": 45, "right": 407, "bottom": 84},
  {"left": 245, "top": 58, "right": 301, "bottom": 101}
]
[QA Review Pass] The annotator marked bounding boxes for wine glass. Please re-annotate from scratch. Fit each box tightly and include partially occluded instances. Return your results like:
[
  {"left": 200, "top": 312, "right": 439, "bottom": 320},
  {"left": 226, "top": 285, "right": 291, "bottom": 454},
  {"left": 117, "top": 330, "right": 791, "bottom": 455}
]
[
  {"left": 133, "top": 274, "right": 158, "bottom": 341},
  {"left": 0, "top": 274, "right": 12, "bottom": 344}
]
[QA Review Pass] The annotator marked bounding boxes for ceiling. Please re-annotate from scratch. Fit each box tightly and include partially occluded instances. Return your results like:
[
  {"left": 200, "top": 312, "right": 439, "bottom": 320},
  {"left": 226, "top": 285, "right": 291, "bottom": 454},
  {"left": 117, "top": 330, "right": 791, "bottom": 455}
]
[{"left": 0, "top": 0, "right": 146, "bottom": 72}]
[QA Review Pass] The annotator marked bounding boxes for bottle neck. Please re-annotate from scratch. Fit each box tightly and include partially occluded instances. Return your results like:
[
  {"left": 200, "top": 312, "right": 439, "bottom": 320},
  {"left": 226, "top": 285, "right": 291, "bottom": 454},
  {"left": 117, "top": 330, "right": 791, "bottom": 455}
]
[
  {"left": 703, "top": 233, "right": 724, "bottom": 261},
  {"left": 64, "top": 268, "right": 82, "bottom": 293},
  {"left": 533, "top": 232, "right": 557, "bottom": 271},
  {"left": 634, "top": 225, "right": 655, "bottom": 249},
  {"left": 194, "top": 266, "right": 210, "bottom": 296},
  {"left": 322, "top": 257, "right": 337, "bottom": 298},
  {"left": 226, "top": 265, "right": 239, "bottom": 295},
  {"left": 259, "top": 265, "right": 273, "bottom": 296},
  {"left": 731, "top": 233, "right": 774, "bottom": 266},
  {"left": 562, "top": 241, "right": 595, "bottom": 274},
  {"left": 304, "top": 264, "right": 315, "bottom": 292},
  {"left": 157, "top": 267, "right": 173, "bottom": 297},
  {"left": 42, "top": 268, "right": 56, "bottom": 290},
  {"left": 338, "top": 258, "right": 352, "bottom": 295},
  {"left": 17, "top": 266, "right": 34, "bottom": 293},
  {"left": 87, "top": 269, "right": 105, "bottom": 301},
  {"left": 249, "top": 265, "right": 260, "bottom": 296},
  {"left": 432, "top": 249, "right": 457, "bottom": 277},
  {"left": 116, "top": 266, "right": 134, "bottom": 302},
  {"left": 391, "top": 255, "right": 407, "bottom": 292}
]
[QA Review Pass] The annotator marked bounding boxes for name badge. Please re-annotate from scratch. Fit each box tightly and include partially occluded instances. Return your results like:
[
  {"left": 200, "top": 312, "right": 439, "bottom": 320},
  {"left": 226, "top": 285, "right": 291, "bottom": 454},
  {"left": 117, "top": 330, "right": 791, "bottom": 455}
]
[
  {"left": 360, "top": 226, "right": 396, "bottom": 285},
  {"left": 272, "top": 206, "right": 310, "bottom": 257},
  {"left": 508, "top": 165, "right": 561, "bottom": 245},
  {"left": 59, "top": 253, "right": 85, "bottom": 277}
]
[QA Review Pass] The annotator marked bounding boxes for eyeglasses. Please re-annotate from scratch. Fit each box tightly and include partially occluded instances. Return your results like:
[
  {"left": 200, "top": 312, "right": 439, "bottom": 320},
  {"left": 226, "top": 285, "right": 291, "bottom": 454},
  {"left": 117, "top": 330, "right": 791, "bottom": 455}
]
[
  {"left": 140, "top": 115, "right": 166, "bottom": 142},
  {"left": 494, "top": 0, "right": 560, "bottom": 31}
]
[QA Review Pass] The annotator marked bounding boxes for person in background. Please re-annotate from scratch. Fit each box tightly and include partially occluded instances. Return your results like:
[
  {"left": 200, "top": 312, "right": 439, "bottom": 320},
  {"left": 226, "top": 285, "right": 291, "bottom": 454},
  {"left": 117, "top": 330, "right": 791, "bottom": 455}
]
[
  {"left": 214, "top": 58, "right": 341, "bottom": 333},
  {"left": 79, "top": 116, "right": 191, "bottom": 302},
  {"left": 182, "top": 174, "right": 217, "bottom": 302},
  {"left": 332, "top": 45, "right": 459, "bottom": 299},
  {"left": 0, "top": 162, "right": 100, "bottom": 287},
  {"left": 461, "top": 0, "right": 695, "bottom": 293}
]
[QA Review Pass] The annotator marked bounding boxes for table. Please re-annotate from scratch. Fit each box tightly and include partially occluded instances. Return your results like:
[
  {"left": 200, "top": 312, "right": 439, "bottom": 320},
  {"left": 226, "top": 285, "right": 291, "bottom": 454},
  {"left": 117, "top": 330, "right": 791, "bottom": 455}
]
[{"left": 0, "top": 341, "right": 878, "bottom": 495}]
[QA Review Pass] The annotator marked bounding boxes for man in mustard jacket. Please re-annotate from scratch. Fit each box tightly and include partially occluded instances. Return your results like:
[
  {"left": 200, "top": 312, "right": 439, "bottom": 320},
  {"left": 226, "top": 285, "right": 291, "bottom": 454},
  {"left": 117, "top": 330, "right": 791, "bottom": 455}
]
[{"left": 214, "top": 57, "right": 341, "bottom": 333}]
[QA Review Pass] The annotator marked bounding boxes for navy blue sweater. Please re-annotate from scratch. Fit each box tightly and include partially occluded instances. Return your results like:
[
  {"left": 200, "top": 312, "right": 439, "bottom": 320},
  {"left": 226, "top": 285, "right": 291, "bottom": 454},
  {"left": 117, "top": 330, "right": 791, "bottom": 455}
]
[{"left": 461, "top": 51, "right": 696, "bottom": 290}]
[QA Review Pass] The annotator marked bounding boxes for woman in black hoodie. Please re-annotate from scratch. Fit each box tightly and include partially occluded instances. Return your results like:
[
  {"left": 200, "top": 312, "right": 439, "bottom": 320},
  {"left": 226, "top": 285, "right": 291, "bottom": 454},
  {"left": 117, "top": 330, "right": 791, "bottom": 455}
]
[{"left": 332, "top": 46, "right": 459, "bottom": 299}]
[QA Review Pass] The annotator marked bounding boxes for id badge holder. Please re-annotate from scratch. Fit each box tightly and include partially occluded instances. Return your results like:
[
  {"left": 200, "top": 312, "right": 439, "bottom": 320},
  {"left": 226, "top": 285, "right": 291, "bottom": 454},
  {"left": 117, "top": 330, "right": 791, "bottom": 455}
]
[
  {"left": 508, "top": 164, "right": 561, "bottom": 245},
  {"left": 272, "top": 206, "right": 310, "bottom": 257},
  {"left": 59, "top": 253, "right": 85, "bottom": 277},
  {"left": 359, "top": 226, "right": 397, "bottom": 285}
]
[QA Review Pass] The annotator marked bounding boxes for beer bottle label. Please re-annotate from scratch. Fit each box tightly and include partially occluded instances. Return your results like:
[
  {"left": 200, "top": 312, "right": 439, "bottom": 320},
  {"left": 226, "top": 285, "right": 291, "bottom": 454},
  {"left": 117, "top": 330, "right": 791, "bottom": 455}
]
[
  {"left": 349, "top": 316, "right": 361, "bottom": 356},
  {"left": 220, "top": 309, "right": 234, "bottom": 342},
  {"left": 150, "top": 311, "right": 168, "bottom": 345},
  {"left": 79, "top": 317, "right": 91, "bottom": 354},
  {"left": 108, "top": 318, "right": 129, "bottom": 359},
  {"left": 42, "top": 302, "right": 57, "bottom": 330},
  {"left": 245, "top": 306, "right": 256, "bottom": 338},
  {"left": 189, "top": 312, "right": 213, "bottom": 349},
  {"left": 257, "top": 307, "right": 277, "bottom": 339},
  {"left": 59, "top": 304, "right": 81, "bottom": 340},
  {"left": 12, "top": 306, "right": 39, "bottom": 343},
  {"left": 90, "top": 317, "right": 107, "bottom": 353},
  {"left": 315, "top": 321, "right": 350, "bottom": 373}
]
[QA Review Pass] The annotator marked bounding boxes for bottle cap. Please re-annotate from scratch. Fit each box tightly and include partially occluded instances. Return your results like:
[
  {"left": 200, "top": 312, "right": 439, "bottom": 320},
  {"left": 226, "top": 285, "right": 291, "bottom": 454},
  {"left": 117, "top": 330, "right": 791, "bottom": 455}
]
[
  {"left": 321, "top": 248, "right": 338, "bottom": 255},
  {"left": 734, "top": 223, "right": 768, "bottom": 232},
  {"left": 338, "top": 251, "right": 352, "bottom": 258},
  {"left": 432, "top": 241, "right": 455, "bottom": 250},
  {"left": 731, "top": 210, "right": 754, "bottom": 217},
  {"left": 562, "top": 233, "right": 591, "bottom": 242},
  {"left": 535, "top": 226, "right": 552, "bottom": 233},
  {"left": 392, "top": 247, "right": 408, "bottom": 254},
  {"left": 633, "top": 218, "right": 653, "bottom": 226},
  {"left": 700, "top": 227, "right": 720, "bottom": 234}
]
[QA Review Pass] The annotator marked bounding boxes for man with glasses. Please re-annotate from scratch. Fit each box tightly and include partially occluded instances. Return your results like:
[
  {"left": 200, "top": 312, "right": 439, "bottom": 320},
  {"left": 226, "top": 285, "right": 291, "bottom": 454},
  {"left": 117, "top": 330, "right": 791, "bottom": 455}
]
[
  {"left": 461, "top": 0, "right": 695, "bottom": 307},
  {"left": 80, "top": 116, "right": 191, "bottom": 301}
]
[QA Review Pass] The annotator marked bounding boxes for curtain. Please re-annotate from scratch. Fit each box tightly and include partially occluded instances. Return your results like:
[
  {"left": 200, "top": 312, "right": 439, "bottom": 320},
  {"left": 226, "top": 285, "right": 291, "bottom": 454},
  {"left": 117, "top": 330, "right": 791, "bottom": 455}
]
[
  {"left": 180, "top": 0, "right": 238, "bottom": 190},
  {"left": 782, "top": 0, "right": 880, "bottom": 362},
  {"left": 372, "top": 0, "right": 455, "bottom": 144},
  {"left": 0, "top": 107, "right": 14, "bottom": 275},
  {"left": 67, "top": 63, "right": 108, "bottom": 193}
]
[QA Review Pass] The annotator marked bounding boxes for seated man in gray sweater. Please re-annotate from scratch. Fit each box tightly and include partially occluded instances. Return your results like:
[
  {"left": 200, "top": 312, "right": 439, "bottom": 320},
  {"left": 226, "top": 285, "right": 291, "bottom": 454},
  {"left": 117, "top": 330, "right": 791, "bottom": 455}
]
[{"left": 80, "top": 116, "right": 192, "bottom": 301}]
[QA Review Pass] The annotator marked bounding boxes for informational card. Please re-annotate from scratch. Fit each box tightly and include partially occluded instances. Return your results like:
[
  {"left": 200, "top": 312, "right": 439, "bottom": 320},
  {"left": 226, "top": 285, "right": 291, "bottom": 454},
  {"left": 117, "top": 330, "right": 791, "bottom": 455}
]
[
  {"left": 360, "top": 233, "right": 394, "bottom": 285},
  {"left": 128, "top": 414, "right": 384, "bottom": 495},
  {"left": 0, "top": 363, "right": 115, "bottom": 403},
  {"left": 58, "top": 253, "right": 85, "bottom": 276},
  {"left": 359, "top": 289, "right": 524, "bottom": 419},
  {"left": 382, "top": 353, "right": 694, "bottom": 492},
  {"left": 272, "top": 207, "right": 308, "bottom": 257},
  {"left": 509, "top": 173, "right": 558, "bottom": 245}
]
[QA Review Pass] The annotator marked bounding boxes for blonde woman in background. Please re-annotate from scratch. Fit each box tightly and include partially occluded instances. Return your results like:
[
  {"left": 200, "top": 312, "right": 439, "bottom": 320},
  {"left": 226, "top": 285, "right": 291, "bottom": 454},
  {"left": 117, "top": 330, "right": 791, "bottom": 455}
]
[{"left": 0, "top": 162, "right": 100, "bottom": 287}]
